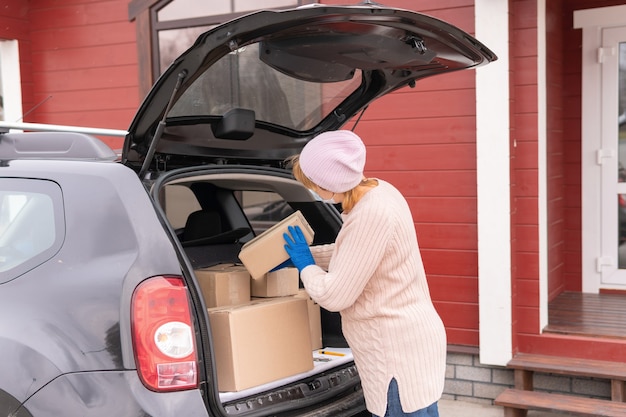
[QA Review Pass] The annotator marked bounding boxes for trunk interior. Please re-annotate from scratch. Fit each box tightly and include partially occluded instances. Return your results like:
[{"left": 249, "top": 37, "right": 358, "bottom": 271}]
[{"left": 154, "top": 167, "right": 360, "bottom": 413}]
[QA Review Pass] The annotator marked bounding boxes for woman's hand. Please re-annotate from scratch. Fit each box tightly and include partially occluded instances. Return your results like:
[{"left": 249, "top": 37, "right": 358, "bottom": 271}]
[{"left": 283, "top": 225, "right": 315, "bottom": 272}]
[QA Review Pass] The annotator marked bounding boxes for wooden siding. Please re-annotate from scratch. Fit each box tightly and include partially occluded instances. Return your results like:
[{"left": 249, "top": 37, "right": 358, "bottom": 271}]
[
  {"left": 510, "top": 0, "right": 540, "bottom": 355},
  {"left": 26, "top": 0, "right": 139, "bottom": 149},
  {"left": 342, "top": 0, "right": 483, "bottom": 347},
  {"left": 546, "top": 0, "right": 567, "bottom": 300}
]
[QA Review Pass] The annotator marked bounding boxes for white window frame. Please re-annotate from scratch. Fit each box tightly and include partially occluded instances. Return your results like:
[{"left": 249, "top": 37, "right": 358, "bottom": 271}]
[{"left": 575, "top": 5, "right": 626, "bottom": 293}]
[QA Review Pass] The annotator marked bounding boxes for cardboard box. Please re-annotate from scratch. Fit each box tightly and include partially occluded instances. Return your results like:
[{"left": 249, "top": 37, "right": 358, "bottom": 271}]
[
  {"left": 195, "top": 264, "right": 251, "bottom": 308},
  {"left": 208, "top": 297, "right": 314, "bottom": 392},
  {"left": 294, "top": 289, "right": 323, "bottom": 350},
  {"left": 238, "top": 210, "right": 314, "bottom": 279},
  {"left": 251, "top": 267, "right": 300, "bottom": 297}
]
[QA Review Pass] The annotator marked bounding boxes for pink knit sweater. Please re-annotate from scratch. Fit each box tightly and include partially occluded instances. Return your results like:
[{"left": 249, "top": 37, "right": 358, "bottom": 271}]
[{"left": 301, "top": 179, "right": 447, "bottom": 416}]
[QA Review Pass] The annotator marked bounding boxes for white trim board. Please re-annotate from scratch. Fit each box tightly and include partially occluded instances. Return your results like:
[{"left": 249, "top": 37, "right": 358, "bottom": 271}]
[
  {"left": 537, "top": 0, "right": 549, "bottom": 338},
  {"left": 574, "top": 5, "right": 626, "bottom": 29},
  {"left": 475, "top": 0, "right": 512, "bottom": 366},
  {"left": 0, "top": 40, "right": 23, "bottom": 123}
]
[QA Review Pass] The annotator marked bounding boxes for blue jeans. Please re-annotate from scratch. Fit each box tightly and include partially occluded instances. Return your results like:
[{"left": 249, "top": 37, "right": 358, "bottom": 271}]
[{"left": 373, "top": 378, "right": 439, "bottom": 417}]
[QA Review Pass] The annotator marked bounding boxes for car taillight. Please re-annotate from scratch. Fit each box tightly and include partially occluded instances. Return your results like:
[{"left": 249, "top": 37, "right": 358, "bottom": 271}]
[{"left": 131, "top": 276, "right": 198, "bottom": 391}]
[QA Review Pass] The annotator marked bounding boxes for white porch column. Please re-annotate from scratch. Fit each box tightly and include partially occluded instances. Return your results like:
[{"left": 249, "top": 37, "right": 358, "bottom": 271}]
[
  {"left": 0, "top": 40, "right": 23, "bottom": 123},
  {"left": 475, "top": 0, "right": 513, "bottom": 366}
]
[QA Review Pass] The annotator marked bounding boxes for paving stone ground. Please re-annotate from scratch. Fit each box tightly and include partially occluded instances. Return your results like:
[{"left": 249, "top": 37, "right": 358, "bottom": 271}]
[{"left": 438, "top": 398, "right": 572, "bottom": 417}]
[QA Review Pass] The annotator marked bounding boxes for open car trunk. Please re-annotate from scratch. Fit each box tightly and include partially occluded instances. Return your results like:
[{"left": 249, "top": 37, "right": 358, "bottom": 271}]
[
  {"left": 152, "top": 165, "right": 363, "bottom": 416},
  {"left": 127, "top": 4, "right": 497, "bottom": 416}
]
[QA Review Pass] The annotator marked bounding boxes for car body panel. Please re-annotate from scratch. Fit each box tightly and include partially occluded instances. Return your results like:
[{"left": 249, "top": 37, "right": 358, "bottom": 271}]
[
  {"left": 20, "top": 371, "right": 209, "bottom": 417},
  {"left": 0, "top": 158, "right": 184, "bottom": 401}
]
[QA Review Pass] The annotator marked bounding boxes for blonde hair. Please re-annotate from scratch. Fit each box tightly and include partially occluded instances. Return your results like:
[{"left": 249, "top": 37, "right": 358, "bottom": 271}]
[{"left": 287, "top": 154, "right": 377, "bottom": 213}]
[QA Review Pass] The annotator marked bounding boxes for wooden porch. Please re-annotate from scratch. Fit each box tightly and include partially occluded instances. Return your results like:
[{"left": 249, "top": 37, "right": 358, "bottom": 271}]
[
  {"left": 495, "top": 291, "right": 626, "bottom": 416},
  {"left": 545, "top": 291, "right": 626, "bottom": 339}
]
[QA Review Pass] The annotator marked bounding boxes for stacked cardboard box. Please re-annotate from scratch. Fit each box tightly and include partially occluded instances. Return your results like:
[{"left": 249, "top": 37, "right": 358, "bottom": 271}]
[
  {"left": 293, "top": 289, "right": 323, "bottom": 351},
  {"left": 251, "top": 267, "right": 300, "bottom": 297},
  {"left": 197, "top": 211, "right": 325, "bottom": 392},
  {"left": 208, "top": 297, "right": 313, "bottom": 392},
  {"left": 195, "top": 264, "right": 250, "bottom": 308},
  {"left": 238, "top": 210, "right": 314, "bottom": 279}
]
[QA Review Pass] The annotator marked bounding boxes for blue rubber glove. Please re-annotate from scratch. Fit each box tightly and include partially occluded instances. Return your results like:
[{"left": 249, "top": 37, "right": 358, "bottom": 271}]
[{"left": 283, "top": 225, "right": 315, "bottom": 272}]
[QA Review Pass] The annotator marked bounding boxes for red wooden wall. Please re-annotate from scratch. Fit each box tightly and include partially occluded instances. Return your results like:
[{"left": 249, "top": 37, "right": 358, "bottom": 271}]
[
  {"left": 509, "top": 0, "right": 540, "bottom": 351},
  {"left": 322, "top": 0, "right": 483, "bottom": 346},
  {"left": 23, "top": 0, "right": 138, "bottom": 149},
  {"left": 546, "top": 0, "right": 567, "bottom": 301}
]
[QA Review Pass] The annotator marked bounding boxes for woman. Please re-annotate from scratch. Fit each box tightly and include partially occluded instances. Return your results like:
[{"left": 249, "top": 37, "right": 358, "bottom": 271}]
[{"left": 283, "top": 130, "right": 447, "bottom": 417}]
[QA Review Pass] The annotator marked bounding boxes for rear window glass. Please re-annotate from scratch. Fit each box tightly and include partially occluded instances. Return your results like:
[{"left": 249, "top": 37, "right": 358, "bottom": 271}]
[
  {"left": 168, "top": 43, "right": 363, "bottom": 131},
  {"left": 239, "top": 190, "right": 294, "bottom": 235},
  {"left": 0, "top": 179, "right": 64, "bottom": 280}
]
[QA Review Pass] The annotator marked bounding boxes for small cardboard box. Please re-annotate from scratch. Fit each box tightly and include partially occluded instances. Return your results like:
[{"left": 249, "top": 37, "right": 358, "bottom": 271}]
[
  {"left": 251, "top": 267, "right": 300, "bottom": 297},
  {"left": 238, "top": 210, "right": 314, "bottom": 279},
  {"left": 294, "top": 289, "right": 323, "bottom": 350},
  {"left": 208, "top": 297, "right": 314, "bottom": 392},
  {"left": 195, "top": 264, "right": 251, "bottom": 308}
]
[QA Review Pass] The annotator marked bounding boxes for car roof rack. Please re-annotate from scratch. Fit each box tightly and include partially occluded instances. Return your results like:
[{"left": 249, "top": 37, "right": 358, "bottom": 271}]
[{"left": 0, "top": 131, "right": 118, "bottom": 161}]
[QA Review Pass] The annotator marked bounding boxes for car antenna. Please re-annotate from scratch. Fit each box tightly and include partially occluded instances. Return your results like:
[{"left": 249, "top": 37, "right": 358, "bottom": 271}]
[
  {"left": 15, "top": 95, "right": 53, "bottom": 122},
  {"left": 351, "top": 105, "right": 368, "bottom": 131},
  {"left": 0, "top": 95, "right": 54, "bottom": 134},
  {"left": 138, "top": 69, "right": 188, "bottom": 179}
]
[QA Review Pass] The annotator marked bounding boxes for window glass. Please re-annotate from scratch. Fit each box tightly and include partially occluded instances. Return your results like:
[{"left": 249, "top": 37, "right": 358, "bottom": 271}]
[
  {"left": 0, "top": 179, "right": 63, "bottom": 279},
  {"left": 158, "top": 0, "right": 297, "bottom": 22},
  {"left": 168, "top": 42, "right": 362, "bottom": 131},
  {"left": 618, "top": 41, "right": 626, "bottom": 266},
  {"left": 617, "top": 41, "right": 626, "bottom": 183},
  {"left": 159, "top": 26, "right": 213, "bottom": 73},
  {"left": 0, "top": 50, "right": 3, "bottom": 121},
  {"left": 239, "top": 190, "right": 293, "bottom": 235},
  {"left": 152, "top": 1, "right": 312, "bottom": 82}
]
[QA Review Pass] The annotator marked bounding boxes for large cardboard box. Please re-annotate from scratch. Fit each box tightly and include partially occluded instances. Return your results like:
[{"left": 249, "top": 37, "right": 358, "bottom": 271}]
[
  {"left": 208, "top": 297, "right": 314, "bottom": 392},
  {"left": 195, "top": 264, "right": 251, "bottom": 308},
  {"left": 238, "top": 210, "right": 314, "bottom": 279},
  {"left": 294, "top": 289, "right": 323, "bottom": 350},
  {"left": 251, "top": 267, "right": 300, "bottom": 297}
]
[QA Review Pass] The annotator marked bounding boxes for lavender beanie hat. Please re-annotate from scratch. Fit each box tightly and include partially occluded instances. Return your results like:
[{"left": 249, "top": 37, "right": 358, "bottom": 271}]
[{"left": 299, "top": 130, "right": 366, "bottom": 193}]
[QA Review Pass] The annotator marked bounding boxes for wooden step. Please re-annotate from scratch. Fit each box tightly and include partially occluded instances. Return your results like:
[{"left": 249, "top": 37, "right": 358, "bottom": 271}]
[
  {"left": 497, "top": 354, "right": 626, "bottom": 416},
  {"left": 495, "top": 389, "right": 626, "bottom": 417},
  {"left": 507, "top": 353, "right": 626, "bottom": 380}
]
